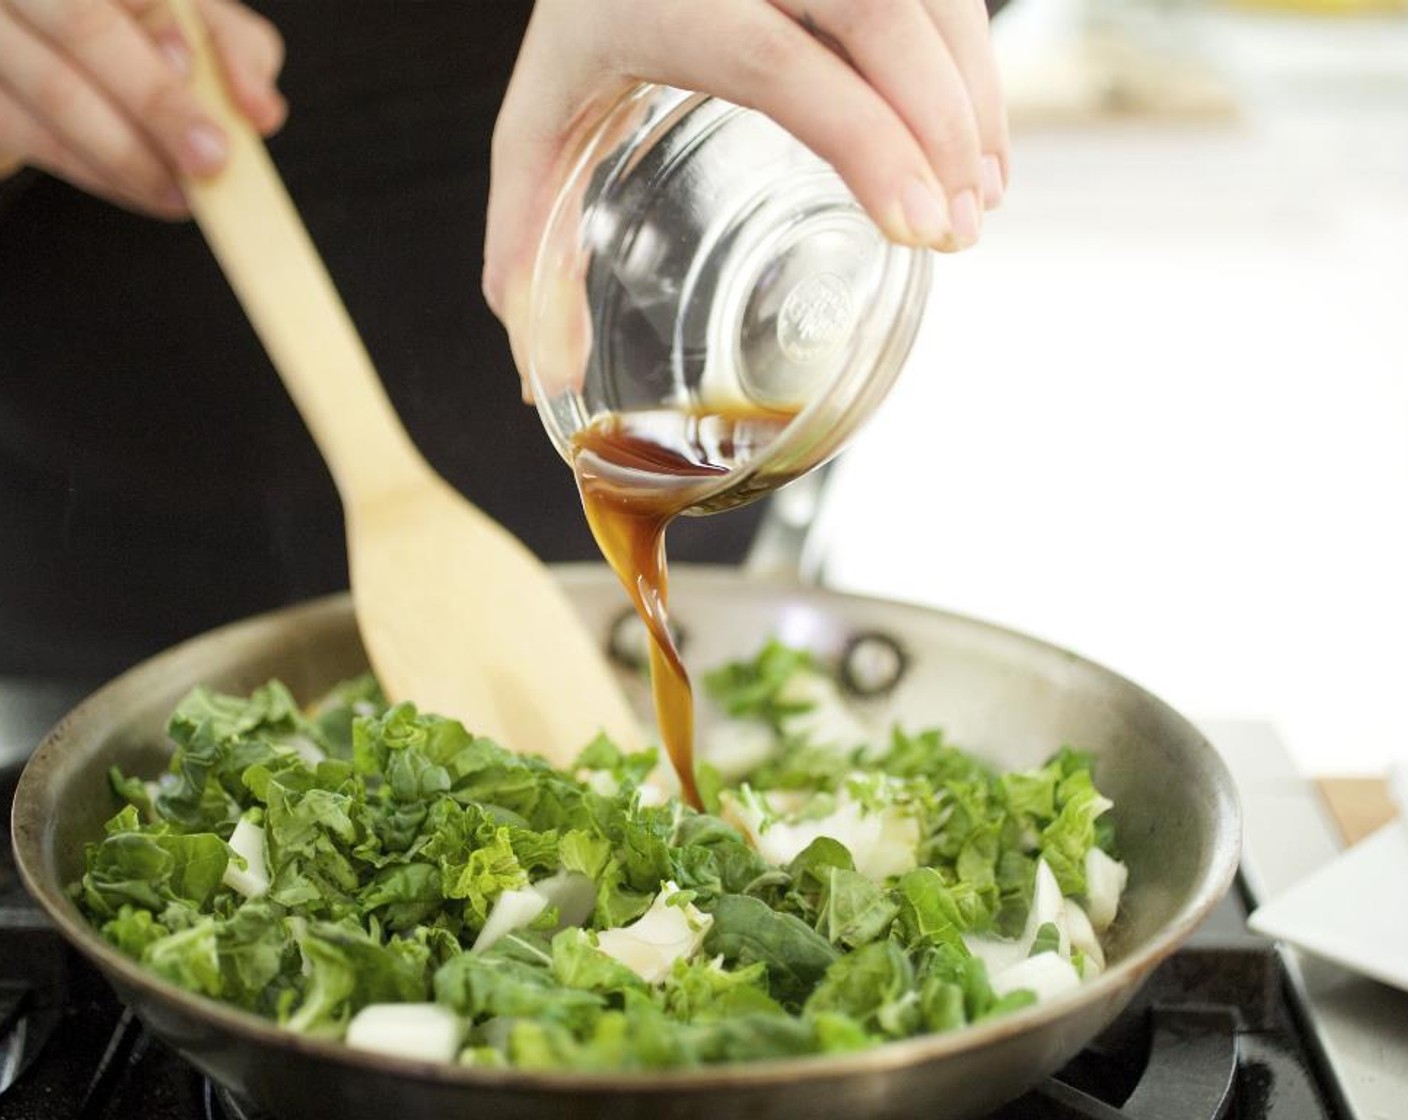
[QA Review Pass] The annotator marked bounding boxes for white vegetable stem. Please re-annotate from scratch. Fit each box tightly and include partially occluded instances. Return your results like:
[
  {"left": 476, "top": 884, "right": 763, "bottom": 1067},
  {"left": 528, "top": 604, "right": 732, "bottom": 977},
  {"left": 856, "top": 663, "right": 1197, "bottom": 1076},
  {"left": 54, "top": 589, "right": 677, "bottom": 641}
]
[
  {"left": 345, "top": 1003, "right": 463, "bottom": 1062},
  {"left": 966, "top": 856, "right": 1121, "bottom": 995},
  {"left": 989, "top": 952, "right": 1082, "bottom": 1003},
  {"left": 1084, "top": 847, "right": 1129, "bottom": 932},
  {"left": 595, "top": 881, "right": 713, "bottom": 983},
  {"left": 471, "top": 888, "right": 548, "bottom": 953},
  {"left": 700, "top": 718, "right": 776, "bottom": 781},
  {"left": 221, "top": 817, "right": 269, "bottom": 898},
  {"left": 776, "top": 671, "right": 872, "bottom": 752},
  {"left": 471, "top": 870, "right": 597, "bottom": 953},
  {"left": 1063, "top": 900, "right": 1105, "bottom": 975},
  {"left": 724, "top": 781, "right": 921, "bottom": 881}
]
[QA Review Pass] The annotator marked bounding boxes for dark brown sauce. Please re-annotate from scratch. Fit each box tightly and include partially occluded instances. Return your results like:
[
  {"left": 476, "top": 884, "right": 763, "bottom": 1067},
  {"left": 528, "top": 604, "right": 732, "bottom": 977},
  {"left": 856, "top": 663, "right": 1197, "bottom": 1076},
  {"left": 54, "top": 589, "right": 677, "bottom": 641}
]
[{"left": 571, "top": 408, "right": 796, "bottom": 809}]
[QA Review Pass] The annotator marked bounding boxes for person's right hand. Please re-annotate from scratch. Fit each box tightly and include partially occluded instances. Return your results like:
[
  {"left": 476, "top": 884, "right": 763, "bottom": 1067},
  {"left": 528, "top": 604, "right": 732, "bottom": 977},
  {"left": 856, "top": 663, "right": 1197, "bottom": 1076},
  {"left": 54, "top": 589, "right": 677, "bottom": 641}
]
[
  {"left": 0, "top": 0, "right": 285, "bottom": 218},
  {"left": 485, "top": 0, "right": 1010, "bottom": 393}
]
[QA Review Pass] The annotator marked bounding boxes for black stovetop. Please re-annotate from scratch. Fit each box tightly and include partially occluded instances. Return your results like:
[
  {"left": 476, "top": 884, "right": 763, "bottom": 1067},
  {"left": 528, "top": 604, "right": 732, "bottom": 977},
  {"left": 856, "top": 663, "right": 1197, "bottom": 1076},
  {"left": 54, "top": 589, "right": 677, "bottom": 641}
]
[{"left": 0, "top": 763, "right": 1341, "bottom": 1120}]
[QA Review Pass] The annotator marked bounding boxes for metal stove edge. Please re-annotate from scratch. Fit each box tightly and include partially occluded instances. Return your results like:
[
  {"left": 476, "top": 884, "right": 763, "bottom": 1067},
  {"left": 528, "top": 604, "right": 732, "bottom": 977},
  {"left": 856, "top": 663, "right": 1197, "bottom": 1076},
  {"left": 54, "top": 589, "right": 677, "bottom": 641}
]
[{"left": 1200, "top": 719, "right": 1407, "bottom": 1120}]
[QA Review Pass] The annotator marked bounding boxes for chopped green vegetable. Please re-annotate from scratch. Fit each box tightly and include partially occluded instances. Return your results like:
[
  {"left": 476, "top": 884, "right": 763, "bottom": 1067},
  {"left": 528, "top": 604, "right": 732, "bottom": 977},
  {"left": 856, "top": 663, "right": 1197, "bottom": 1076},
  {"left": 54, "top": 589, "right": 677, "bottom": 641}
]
[{"left": 71, "top": 640, "right": 1124, "bottom": 1070}]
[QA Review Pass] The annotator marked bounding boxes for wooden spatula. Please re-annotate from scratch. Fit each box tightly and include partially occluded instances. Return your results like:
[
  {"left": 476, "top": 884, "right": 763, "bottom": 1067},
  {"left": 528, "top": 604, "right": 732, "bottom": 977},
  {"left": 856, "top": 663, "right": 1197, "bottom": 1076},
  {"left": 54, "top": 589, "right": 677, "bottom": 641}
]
[{"left": 166, "top": 0, "right": 641, "bottom": 765}]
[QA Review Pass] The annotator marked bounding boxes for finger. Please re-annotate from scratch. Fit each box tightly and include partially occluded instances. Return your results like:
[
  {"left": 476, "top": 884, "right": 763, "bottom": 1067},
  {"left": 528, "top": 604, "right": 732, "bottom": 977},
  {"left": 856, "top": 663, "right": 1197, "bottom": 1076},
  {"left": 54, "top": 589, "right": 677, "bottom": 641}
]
[
  {"left": 0, "top": 6, "right": 184, "bottom": 204},
  {"left": 32, "top": 139, "right": 188, "bottom": 217},
  {"left": 923, "top": 0, "right": 1009, "bottom": 208},
  {"left": 8, "top": 0, "right": 231, "bottom": 179},
  {"left": 0, "top": 81, "right": 186, "bottom": 216},
  {"left": 119, "top": 0, "right": 286, "bottom": 135},
  {"left": 199, "top": 0, "right": 284, "bottom": 83},
  {"left": 114, "top": 0, "right": 191, "bottom": 72},
  {"left": 771, "top": 0, "right": 984, "bottom": 240},
  {"left": 482, "top": 0, "right": 608, "bottom": 355},
  {"left": 197, "top": 0, "right": 287, "bottom": 134},
  {"left": 600, "top": 0, "right": 959, "bottom": 249}
]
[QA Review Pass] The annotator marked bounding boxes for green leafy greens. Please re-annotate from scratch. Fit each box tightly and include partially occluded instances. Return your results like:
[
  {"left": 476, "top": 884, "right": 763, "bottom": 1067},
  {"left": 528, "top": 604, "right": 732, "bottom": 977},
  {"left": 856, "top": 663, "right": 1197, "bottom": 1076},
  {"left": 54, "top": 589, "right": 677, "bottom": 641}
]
[{"left": 72, "top": 643, "right": 1123, "bottom": 1071}]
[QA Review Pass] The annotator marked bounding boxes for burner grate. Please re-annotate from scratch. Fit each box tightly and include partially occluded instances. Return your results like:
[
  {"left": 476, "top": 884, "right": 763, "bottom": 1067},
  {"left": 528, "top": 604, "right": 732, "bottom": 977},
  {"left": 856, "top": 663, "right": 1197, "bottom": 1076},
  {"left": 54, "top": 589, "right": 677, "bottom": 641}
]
[
  {"left": 207, "top": 1081, "right": 268, "bottom": 1120},
  {"left": 990, "top": 1007, "right": 1238, "bottom": 1120},
  {"left": 0, "top": 921, "right": 69, "bottom": 1104}
]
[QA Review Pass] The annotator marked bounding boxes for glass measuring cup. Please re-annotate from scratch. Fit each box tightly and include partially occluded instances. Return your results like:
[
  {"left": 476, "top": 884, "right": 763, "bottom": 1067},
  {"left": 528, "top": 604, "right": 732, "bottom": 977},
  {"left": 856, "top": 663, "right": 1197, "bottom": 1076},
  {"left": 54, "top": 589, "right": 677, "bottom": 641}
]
[{"left": 526, "top": 84, "right": 931, "bottom": 512}]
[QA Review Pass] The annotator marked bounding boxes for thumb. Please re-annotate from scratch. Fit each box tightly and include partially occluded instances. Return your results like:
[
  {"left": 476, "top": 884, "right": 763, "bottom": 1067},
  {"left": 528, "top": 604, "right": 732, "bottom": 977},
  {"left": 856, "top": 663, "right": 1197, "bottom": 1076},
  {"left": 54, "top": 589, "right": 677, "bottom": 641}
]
[{"left": 482, "top": 9, "right": 626, "bottom": 393}]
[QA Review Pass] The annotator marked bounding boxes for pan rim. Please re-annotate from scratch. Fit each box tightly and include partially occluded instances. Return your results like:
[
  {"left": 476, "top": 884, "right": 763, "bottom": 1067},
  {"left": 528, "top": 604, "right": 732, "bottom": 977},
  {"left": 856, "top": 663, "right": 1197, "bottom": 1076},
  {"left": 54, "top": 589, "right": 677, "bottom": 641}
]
[{"left": 10, "top": 564, "right": 1242, "bottom": 1094}]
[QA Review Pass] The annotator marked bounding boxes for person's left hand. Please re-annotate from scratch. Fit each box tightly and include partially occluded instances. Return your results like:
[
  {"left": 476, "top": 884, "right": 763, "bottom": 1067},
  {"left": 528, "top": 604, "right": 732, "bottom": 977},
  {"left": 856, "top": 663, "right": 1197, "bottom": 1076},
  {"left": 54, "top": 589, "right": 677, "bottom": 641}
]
[{"left": 0, "top": 0, "right": 285, "bottom": 217}]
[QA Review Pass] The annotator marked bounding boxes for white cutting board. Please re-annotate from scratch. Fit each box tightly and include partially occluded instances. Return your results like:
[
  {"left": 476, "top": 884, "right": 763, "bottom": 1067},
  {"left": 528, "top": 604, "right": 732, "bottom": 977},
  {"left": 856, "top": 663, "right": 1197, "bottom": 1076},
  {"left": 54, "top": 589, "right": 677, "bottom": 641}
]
[{"left": 1248, "top": 766, "right": 1408, "bottom": 992}]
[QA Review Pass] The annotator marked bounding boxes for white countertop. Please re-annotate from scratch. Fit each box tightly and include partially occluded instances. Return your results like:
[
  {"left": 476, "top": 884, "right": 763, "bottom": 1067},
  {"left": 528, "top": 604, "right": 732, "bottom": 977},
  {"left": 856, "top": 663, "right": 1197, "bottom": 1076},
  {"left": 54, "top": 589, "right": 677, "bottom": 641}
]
[{"left": 811, "top": 7, "right": 1408, "bottom": 776}]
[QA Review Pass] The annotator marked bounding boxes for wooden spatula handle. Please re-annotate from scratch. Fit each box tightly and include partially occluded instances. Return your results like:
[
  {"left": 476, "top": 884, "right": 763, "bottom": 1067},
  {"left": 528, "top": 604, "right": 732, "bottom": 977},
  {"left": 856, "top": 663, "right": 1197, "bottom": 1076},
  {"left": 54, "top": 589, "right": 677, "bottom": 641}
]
[{"left": 167, "top": 0, "right": 425, "bottom": 504}]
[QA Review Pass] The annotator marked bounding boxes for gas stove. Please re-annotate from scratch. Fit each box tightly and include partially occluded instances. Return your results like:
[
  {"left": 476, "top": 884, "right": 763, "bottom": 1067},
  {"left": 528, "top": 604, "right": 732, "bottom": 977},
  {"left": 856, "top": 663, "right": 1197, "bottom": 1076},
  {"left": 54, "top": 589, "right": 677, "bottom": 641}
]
[{"left": 1, "top": 685, "right": 1400, "bottom": 1120}]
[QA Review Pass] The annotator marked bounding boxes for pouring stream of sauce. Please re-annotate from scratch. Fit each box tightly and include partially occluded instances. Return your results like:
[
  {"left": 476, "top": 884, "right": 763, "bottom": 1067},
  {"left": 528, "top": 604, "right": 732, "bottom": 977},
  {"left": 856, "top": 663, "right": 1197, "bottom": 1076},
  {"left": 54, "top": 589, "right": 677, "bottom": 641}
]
[{"left": 571, "top": 408, "right": 796, "bottom": 809}]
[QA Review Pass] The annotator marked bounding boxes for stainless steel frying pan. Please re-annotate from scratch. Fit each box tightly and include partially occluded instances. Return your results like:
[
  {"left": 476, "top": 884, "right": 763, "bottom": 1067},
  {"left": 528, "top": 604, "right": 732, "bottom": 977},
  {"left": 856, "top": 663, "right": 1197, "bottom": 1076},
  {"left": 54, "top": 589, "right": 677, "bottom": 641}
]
[{"left": 11, "top": 566, "right": 1240, "bottom": 1120}]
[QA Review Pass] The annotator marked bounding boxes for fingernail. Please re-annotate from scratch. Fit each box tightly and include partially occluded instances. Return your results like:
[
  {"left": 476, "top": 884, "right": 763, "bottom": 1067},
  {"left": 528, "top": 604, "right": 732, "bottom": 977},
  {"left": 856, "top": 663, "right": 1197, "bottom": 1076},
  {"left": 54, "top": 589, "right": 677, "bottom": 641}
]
[
  {"left": 184, "top": 122, "right": 227, "bottom": 174},
  {"left": 982, "top": 155, "right": 1005, "bottom": 210},
  {"left": 158, "top": 33, "right": 192, "bottom": 76},
  {"left": 900, "top": 178, "right": 949, "bottom": 246},
  {"left": 163, "top": 185, "right": 188, "bottom": 211},
  {"left": 949, "top": 189, "right": 982, "bottom": 249}
]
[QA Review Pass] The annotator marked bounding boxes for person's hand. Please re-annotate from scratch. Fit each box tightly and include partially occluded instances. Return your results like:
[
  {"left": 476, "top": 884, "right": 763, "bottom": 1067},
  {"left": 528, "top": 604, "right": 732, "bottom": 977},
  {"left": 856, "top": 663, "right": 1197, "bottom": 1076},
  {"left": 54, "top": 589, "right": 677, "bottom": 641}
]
[
  {"left": 0, "top": 0, "right": 285, "bottom": 218},
  {"left": 484, "top": 0, "right": 1009, "bottom": 384}
]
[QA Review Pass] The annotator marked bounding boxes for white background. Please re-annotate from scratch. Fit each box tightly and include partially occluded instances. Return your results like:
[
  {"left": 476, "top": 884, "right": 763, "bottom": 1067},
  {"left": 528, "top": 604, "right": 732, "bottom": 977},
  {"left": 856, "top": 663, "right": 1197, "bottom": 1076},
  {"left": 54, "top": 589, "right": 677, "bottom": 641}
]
[{"left": 813, "top": 5, "right": 1408, "bottom": 776}]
